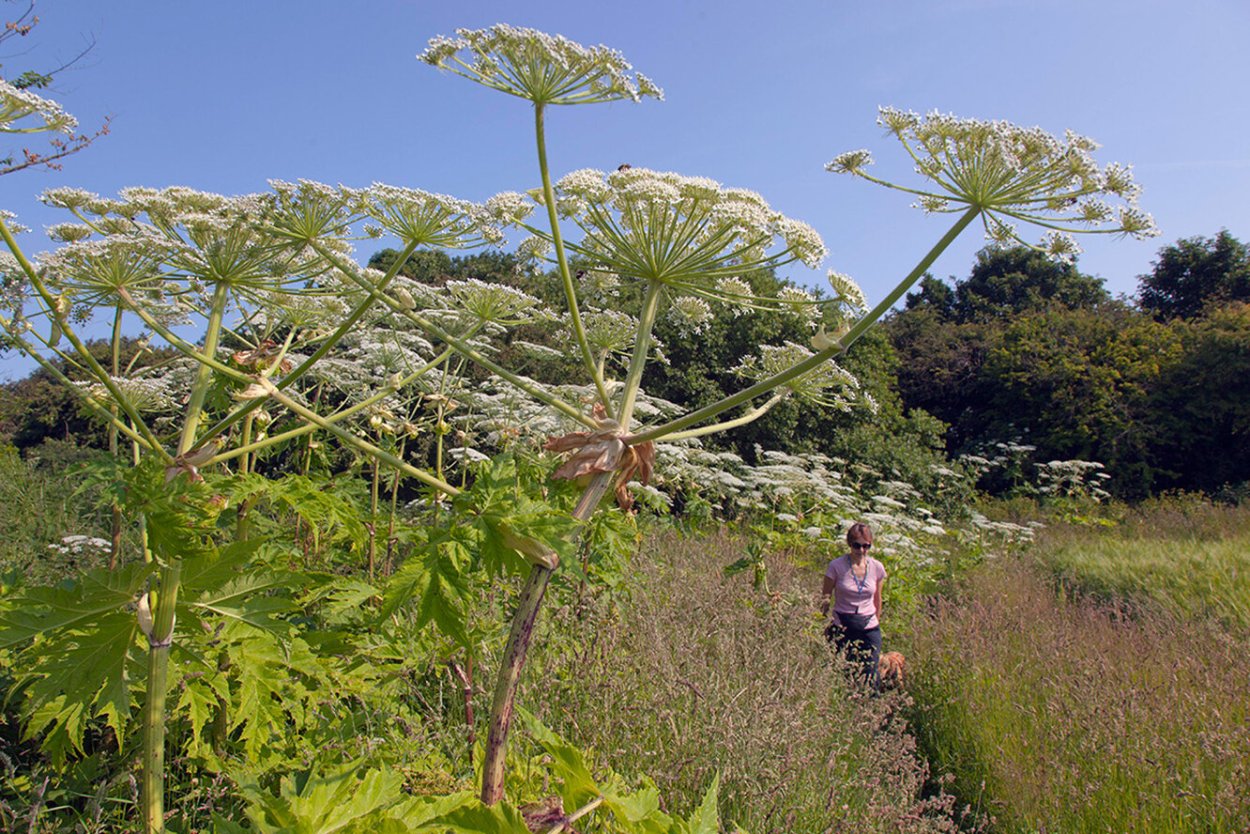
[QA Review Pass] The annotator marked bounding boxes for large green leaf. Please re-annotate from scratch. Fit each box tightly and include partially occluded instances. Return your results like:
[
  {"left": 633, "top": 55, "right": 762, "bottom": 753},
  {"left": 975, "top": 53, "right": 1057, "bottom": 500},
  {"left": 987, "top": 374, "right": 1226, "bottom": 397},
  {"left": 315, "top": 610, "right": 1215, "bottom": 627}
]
[
  {"left": 0, "top": 562, "right": 151, "bottom": 649},
  {"left": 382, "top": 538, "right": 470, "bottom": 645},
  {"left": 685, "top": 773, "right": 721, "bottom": 834},
  {"left": 520, "top": 708, "right": 599, "bottom": 808},
  {"left": 233, "top": 763, "right": 406, "bottom": 834},
  {"left": 18, "top": 611, "right": 139, "bottom": 765}
]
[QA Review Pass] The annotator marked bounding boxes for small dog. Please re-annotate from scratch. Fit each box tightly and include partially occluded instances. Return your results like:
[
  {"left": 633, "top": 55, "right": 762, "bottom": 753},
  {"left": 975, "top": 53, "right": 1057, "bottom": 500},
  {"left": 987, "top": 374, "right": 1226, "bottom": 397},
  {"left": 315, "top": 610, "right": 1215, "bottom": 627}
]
[{"left": 878, "top": 651, "right": 907, "bottom": 688}]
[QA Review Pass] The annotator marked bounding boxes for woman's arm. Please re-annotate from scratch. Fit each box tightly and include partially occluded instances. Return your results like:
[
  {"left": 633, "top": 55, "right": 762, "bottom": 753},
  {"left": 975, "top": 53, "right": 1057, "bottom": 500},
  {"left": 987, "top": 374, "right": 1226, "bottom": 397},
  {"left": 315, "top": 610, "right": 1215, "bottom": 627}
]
[
  {"left": 873, "top": 579, "right": 884, "bottom": 621},
  {"left": 821, "top": 574, "right": 834, "bottom": 617}
]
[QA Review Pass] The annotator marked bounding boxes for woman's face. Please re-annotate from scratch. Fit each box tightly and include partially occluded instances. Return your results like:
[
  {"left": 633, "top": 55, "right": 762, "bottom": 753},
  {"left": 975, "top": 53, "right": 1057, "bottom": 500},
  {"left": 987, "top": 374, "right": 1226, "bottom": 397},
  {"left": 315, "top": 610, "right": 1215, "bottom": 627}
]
[{"left": 848, "top": 534, "right": 873, "bottom": 555}]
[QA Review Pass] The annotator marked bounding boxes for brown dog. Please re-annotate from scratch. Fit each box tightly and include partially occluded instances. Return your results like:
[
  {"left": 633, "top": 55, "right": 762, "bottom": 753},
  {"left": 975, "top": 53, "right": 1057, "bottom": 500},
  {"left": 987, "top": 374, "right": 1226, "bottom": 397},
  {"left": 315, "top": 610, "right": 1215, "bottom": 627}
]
[{"left": 878, "top": 651, "right": 906, "bottom": 688}]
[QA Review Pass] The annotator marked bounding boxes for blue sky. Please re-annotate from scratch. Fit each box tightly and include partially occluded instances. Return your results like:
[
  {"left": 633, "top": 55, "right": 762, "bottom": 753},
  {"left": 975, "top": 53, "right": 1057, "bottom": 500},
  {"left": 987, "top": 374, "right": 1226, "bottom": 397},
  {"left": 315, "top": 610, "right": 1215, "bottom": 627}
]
[{"left": 4, "top": 0, "right": 1248, "bottom": 380}]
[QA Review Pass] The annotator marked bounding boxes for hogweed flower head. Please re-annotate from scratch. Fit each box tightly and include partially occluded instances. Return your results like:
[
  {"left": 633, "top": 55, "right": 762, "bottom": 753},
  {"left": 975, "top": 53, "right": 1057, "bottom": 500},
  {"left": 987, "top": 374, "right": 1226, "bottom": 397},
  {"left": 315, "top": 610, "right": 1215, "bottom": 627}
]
[
  {"left": 0, "top": 80, "right": 78, "bottom": 134},
  {"left": 363, "top": 183, "right": 500, "bottom": 249},
  {"left": 827, "top": 107, "right": 1159, "bottom": 261},
  {"left": 545, "top": 167, "right": 827, "bottom": 297},
  {"left": 420, "top": 24, "right": 663, "bottom": 106},
  {"left": 445, "top": 278, "right": 545, "bottom": 326},
  {"left": 734, "top": 341, "right": 862, "bottom": 410}
]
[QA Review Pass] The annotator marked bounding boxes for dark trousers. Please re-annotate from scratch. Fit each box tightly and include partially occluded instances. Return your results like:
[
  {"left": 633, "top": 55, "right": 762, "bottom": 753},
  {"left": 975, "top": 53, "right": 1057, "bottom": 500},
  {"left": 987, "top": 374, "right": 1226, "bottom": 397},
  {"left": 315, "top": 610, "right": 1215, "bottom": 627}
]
[{"left": 826, "top": 617, "right": 882, "bottom": 691}]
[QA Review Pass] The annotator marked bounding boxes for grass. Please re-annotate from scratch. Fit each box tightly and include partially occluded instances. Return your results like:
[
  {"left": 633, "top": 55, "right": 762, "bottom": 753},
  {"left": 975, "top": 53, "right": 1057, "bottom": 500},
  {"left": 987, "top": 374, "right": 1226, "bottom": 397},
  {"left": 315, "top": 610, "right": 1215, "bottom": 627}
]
[
  {"left": 906, "top": 555, "right": 1250, "bottom": 834},
  {"left": 528, "top": 527, "right": 974, "bottom": 834},
  {"left": 1035, "top": 497, "right": 1250, "bottom": 630},
  {"left": 0, "top": 442, "right": 113, "bottom": 582}
]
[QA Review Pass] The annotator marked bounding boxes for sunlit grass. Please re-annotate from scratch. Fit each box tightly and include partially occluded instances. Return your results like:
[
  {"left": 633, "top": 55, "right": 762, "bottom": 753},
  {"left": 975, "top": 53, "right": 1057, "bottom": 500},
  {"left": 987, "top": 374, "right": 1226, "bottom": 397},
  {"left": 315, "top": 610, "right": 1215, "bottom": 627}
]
[
  {"left": 908, "top": 556, "right": 1250, "bottom": 834},
  {"left": 1036, "top": 498, "right": 1250, "bottom": 629},
  {"left": 529, "top": 527, "right": 972, "bottom": 834}
]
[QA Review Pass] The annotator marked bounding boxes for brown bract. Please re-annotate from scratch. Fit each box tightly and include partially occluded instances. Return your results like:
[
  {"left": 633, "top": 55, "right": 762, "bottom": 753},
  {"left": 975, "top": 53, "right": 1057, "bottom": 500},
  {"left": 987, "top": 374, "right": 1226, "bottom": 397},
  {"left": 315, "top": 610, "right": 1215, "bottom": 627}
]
[
  {"left": 544, "top": 403, "right": 656, "bottom": 511},
  {"left": 231, "top": 339, "right": 293, "bottom": 374},
  {"left": 520, "top": 795, "right": 573, "bottom": 832}
]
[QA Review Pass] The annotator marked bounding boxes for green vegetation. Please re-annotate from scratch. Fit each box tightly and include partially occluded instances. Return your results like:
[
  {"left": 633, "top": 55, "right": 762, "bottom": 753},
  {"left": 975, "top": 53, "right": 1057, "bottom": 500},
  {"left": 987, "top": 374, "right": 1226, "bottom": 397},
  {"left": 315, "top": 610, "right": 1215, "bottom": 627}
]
[
  {"left": 4, "top": 14, "right": 1248, "bottom": 834},
  {"left": 907, "top": 550, "right": 1250, "bottom": 834},
  {"left": 532, "top": 529, "right": 964, "bottom": 834},
  {"left": 1037, "top": 499, "right": 1250, "bottom": 630}
]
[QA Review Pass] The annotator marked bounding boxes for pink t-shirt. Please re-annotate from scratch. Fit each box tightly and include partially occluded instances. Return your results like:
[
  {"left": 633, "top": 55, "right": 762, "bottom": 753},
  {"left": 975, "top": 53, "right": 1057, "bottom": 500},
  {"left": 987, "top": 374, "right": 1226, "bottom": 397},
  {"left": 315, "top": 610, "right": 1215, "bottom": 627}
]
[{"left": 825, "top": 554, "right": 887, "bottom": 629}]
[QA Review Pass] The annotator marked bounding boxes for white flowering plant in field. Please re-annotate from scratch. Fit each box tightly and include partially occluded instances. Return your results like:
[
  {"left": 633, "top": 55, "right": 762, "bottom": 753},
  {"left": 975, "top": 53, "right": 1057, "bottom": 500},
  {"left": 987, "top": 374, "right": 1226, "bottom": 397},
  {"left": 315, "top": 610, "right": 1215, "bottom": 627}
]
[{"left": 1, "top": 21, "right": 1157, "bottom": 830}]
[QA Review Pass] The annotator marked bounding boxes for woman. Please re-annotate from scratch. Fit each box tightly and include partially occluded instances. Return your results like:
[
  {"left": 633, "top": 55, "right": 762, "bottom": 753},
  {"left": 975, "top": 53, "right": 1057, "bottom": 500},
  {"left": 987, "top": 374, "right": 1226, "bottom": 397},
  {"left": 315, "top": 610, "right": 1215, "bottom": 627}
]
[{"left": 821, "top": 522, "right": 887, "bottom": 689}]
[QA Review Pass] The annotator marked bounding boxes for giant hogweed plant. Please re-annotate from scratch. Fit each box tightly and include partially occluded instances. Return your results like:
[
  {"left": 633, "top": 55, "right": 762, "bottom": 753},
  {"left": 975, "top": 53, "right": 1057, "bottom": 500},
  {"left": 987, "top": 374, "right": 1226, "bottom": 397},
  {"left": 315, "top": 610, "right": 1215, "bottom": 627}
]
[{"left": 2, "top": 24, "right": 1154, "bottom": 831}]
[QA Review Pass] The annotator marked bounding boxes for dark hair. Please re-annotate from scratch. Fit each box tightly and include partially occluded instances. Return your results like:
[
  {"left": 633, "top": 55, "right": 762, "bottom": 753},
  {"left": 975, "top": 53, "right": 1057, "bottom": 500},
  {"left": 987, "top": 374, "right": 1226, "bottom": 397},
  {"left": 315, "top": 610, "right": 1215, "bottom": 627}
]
[{"left": 846, "top": 522, "right": 873, "bottom": 544}]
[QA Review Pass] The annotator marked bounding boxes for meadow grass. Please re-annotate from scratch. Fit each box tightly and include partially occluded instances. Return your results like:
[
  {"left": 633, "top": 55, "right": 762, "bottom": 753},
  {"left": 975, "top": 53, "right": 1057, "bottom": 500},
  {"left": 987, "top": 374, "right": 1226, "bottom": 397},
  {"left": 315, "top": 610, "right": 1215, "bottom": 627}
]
[
  {"left": 906, "top": 556, "right": 1250, "bottom": 834},
  {"left": 0, "top": 443, "right": 113, "bottom": 582},
  {"left": 527, "top": 527, "right": 975, "bottom": 834},
  {"left": 1035, "top": 498, "right": 1250, "bottom": 630}
]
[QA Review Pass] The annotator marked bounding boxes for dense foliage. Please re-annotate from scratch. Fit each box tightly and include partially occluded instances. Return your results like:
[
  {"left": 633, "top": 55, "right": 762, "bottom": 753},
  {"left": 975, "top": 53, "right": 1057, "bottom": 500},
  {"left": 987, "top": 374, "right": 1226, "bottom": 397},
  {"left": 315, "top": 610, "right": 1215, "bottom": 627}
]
[{"left": 888, "top": 236, "right": 1250, "bottom": 498}]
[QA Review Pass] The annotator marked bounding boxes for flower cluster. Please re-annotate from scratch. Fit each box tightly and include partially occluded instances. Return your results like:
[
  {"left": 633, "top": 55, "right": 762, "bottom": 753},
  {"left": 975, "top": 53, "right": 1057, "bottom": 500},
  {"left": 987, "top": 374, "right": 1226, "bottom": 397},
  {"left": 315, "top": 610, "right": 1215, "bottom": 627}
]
[
  {"left": 541, "top": 167, "right": 827, "bottom": 295},
  {"left": 420, "top": 24, "right": 663, "bottom": 105},
  {"left": 733, "top": 341, "right": 863, "bottom": 409},
  {"left": 1, "top": 80, "right": 78, "bottom": 134},
  {"left": 827, "top": 107, "right": 1159, "bottom": 261}
]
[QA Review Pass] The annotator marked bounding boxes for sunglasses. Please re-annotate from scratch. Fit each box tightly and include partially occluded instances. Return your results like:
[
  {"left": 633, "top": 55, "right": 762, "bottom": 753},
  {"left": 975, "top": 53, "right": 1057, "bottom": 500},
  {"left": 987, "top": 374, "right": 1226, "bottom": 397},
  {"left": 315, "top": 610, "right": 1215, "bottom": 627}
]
[{"left": 849, "top": 542, "right": 872, "bottom": 550}]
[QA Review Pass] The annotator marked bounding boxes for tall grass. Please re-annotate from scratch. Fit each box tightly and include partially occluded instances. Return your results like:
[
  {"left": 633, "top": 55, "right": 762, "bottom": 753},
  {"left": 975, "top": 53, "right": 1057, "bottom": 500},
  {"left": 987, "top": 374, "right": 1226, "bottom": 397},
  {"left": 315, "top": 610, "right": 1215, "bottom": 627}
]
[
  {"left": 1036, "top": 498, "right": 1250, "bottom": 629},
  {"left": 529, "top": 527, "right": 973, "bottom": 834},
  {"left": 908, "top": 557, "right": 1250, "bottom": 834},
  {"left": 0, "top": 443, "right": 112, "bottom": 582}
]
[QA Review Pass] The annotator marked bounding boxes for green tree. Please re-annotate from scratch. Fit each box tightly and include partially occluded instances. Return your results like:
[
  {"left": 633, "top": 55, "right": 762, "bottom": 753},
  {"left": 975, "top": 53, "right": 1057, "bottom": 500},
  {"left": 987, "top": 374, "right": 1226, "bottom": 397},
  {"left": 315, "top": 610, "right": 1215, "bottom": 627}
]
[
  {"left": 1138, "top": 230, "right": 1250, "bottom": 320},
  {"left": 1149, "top": 302, "right": 1250, "bottom": 493},
  {"left": 954, "top": 246, "right": 1109, "bottom": 323},
  {"left": 980, "top": 304, "right": 1181, "bottom": 497}
]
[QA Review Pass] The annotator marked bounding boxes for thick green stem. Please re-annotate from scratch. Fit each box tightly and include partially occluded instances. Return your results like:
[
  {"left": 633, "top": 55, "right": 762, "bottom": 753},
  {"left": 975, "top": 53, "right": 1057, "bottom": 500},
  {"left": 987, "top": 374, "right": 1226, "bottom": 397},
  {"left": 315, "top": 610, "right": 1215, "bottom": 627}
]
[
  {"left": 534, "top": 103, "right": 615, "bottom": 417},
  {"left": 179, "top": 283, "right": 230, "bottom": 455},
  {"left": 141, "top": 561, "right": 181, "bottom": 834},
  {"left": 108, "top": 305, "right": 124, "bottom": 570},
  {"left": 368, "top": 460, "right": 380, "bottom": 580},
  {"left": 631, "top": 206, "right": 982, "bottom": 444},
  {"left": 662, "top": 392, "right": 787, "bottom": 442},
  {"left": 616, "top": 282, "right": 662, "bottom": 428},
  {"left": 116, "top": 288, "right": 251, "bottom": 384},
  {"left": 480, "top": 471, "right": 614, "bottom": 805}
]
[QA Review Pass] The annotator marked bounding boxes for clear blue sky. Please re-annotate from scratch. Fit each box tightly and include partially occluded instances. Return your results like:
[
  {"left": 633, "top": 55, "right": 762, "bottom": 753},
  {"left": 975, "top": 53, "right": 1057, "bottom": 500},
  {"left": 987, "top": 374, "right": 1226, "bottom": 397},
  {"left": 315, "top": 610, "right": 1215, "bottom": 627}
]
[{"left": 4, "top": 0, "right": 1248, "bottom": 380}]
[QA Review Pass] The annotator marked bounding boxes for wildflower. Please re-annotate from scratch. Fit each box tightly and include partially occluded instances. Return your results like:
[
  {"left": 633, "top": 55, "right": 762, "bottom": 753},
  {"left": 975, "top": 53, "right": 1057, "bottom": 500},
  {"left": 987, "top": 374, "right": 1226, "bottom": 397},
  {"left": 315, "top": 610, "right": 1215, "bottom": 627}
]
[
  {"left": 261, "top": 179, "right": 358, "bottom": 247},
  {"left": 420, "top": 25, "right": 663, "bottom": 105},
  {"left": 39, "top": 231, "right": 176, "bottom": 308},
  {"left": 363, "top": 183, "right": 496, "bottom": 249},
  {"left": 545, "top": 167, "right": 826, "bottom": 298},
  {"left": 826, "top": 270, "right": 867, "bottom": 311},
  {"left": 1, "top": 80, "right": 78, "bottom": 134},
  {"left": 827, "top": 108, "right": 1159, "bottom": 258},
  {"left": 444, "top": 278, "right": 544, "bottom": 326},
  {"left": 734, "top": 342, "right": 860, "bottom": 408},
  {"left": 667, "top": 296, "right": 713, "bottom": 335}
]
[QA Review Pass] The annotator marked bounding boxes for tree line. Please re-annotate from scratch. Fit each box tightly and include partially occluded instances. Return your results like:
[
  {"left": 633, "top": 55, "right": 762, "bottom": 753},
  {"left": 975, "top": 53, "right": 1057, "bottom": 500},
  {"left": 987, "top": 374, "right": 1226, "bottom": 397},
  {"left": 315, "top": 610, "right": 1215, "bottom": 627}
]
[{"left": 4, "top": 230, "right": 1247, "bottom": 502}]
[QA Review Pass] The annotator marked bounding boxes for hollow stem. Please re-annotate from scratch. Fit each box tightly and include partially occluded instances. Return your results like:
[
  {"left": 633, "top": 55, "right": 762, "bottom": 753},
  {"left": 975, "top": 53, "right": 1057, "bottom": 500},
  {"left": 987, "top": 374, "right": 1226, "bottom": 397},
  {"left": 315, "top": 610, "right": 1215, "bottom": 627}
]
[
  {"left": 178, "top": 282, "right": 230, "bottom": 454},
  {"left": 616, "top": 281, "right": 662, "bottom": 429},
  {"left": 534, "top": 103, "right": 615, "bottom": 417},
  {"left": 661, "top": 391, "right": 787, "bottom": 442},
  {"left": 479, "top": 470, "right": 613, "bottom": 805},
  {"left": 141, "top": 560, "right": 181, "bottom": 834}
]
